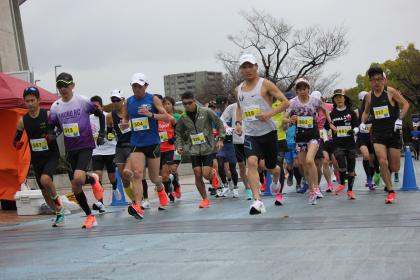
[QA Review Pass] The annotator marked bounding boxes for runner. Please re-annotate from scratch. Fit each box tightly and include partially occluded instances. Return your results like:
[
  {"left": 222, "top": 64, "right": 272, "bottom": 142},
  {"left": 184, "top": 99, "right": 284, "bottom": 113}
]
[
  {"left": 175, "top": 91, "right": 225, "bottom": 208},
  {"left": 90, "top": 95, "right": 118, "bottom": 213},
  {"left": 234, "top": 53, "right": 289, "bottom": 214},
  {"left": 329, "top": 89, "right": 360, "bottom": 199},
  {"left": 220, "top": 102, "right": 251, "bottom": 199},
  {"left": 49, "top": 72, "right": 105, "bottom": 229},
  {"left": 361, "top": 67, "right": 409, "bottom": 204},
  {"left": 13, "top": 86, "right": 64, "bottom": 227},
  {"left": 120, "top": 73, "right": 173, "bottom": 220},
  {"left": 170, "top": 104, "right": 183, "bottom": 199},
  {"left": 284, "top": 78, "right": 332, "bottom": 205}
]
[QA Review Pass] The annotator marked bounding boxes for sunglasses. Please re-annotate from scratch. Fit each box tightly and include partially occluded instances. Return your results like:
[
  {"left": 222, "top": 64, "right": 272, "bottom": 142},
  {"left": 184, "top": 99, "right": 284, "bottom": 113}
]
[
  {"left": 56, "top": 80, "right": 72, "bottom": 89},
  {"left": 111, "top": 98, "right": 122, "bottom": 103},
  {"left": 182, "top": 101, "right": 193, "bottom": 106}
]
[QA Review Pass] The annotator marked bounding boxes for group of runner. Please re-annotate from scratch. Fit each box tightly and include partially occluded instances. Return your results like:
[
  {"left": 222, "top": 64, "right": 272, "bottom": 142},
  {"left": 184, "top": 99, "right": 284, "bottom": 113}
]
[{"left": 14, "top": 53, "right": 410, "bottom": 228}]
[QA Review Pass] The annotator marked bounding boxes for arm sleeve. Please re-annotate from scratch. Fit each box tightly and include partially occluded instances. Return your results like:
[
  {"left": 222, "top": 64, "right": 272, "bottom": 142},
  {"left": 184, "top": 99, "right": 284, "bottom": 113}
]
[
  {"left": 175, "top": 119, "right": 185, "bottom": 150},
  {"left": 220, "top": 105, "right": 233, "bottom": 124},
  {"left": 351, "top": 110, "right": 360, "bottom": 128}
]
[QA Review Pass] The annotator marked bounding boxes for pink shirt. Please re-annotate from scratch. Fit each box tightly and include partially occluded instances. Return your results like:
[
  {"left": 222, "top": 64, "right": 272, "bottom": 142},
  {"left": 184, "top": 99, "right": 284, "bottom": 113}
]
[{"left": 316, "top": 102, "right": 333, "bottom": 129}]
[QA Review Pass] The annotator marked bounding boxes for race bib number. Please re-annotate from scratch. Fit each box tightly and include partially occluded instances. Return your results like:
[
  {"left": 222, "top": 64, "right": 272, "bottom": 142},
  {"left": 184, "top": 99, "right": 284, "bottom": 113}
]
[
  {"left": 373, "top": 105, "right": 390, "bottom": 119},
  {"left": 63, "top": 123, "right": 80, "bottom": 137},
  {"left": 190, "top": 133, "right": 206, "bottom": 145},
  {"left": 337, "top": 126, "right": 351, "bottom": 137},
  {"left": 360, "top": 123, "right": 372, "bottom": 133},
  {"left": 131, "top": 117, "right": 150, "bottom": 131},
  {"left": 159, "top": 131, "right": 169, "bottom": 142},
  {"left": 243, "top": 106, "right": 261, "bottom": 121},
  {"left": 297, "top": 116, "right": 313, "bottom": 128},
  {"left": 118, "top": 123, "right": 131, "bottom": 134},
  {"left": 30, "top": 138, "right": 49, "bottom": 152}
]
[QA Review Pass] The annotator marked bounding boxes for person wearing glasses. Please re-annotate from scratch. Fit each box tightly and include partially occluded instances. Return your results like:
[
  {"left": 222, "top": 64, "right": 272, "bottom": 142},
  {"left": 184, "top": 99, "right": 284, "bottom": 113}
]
[
  {"left": 49, "top": 72, "right": 106, "bottom": 229},
  {"left": 361, "top": 66, "right": 410, "bottom": 204},
  {"left": 175, "top": 91, "right": 225, "bottom": 208},
  {"left": 120, "top": 73, "right": 173, "bottom": 220},
  {"left": 13, "top": 86, "right": 64, "bottom": 227}
]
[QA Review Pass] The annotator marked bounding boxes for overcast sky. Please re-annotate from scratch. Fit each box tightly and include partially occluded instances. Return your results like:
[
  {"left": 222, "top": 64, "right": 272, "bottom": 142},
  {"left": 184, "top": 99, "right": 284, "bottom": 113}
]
[{"left": 20, "top": 0, "right": 419, "bottom": 101}]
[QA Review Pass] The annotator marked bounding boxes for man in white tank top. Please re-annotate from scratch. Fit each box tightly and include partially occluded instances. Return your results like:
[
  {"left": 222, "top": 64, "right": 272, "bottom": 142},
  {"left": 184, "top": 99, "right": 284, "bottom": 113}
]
[{"left": 234, "top": 53, "right": 290, "bottom": 215}]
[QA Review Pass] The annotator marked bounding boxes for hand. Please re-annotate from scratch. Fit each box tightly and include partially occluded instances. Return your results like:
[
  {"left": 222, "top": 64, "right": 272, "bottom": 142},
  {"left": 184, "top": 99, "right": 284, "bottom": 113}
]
[
  {"left": 216, "top": 140, "right": 224, "bottom": 150},
  {"left": 46, "top": 132, "right": 57, "bottom": 143},
  {"left": 138, "top": 106, "right": 152, "bottom": 117},
  {"left": 235, "top": 123, "right": 242, "bottom": 136},
  {"left": 14, "top": 141, "right": 24, "bottom": 150},
  {"left": 225, "top": 126, "right": 234, "bottom": 136},
  {"left": 394, "top": 119, "right": 403, "bottom": 132},
  {"left": 290, "top": 115, "right": 297, "bottom": 124},
  {"left": 360, "top": 123, "right": 367, "bottom": 132},
  {"left": 330, "top": 123, "right": 337, "bottom": 132},
  {"left": 107, "top": 133, "right": 115, "bottom": 141},
  {"left": 96, "top": 133, "right": 105, "bottom": 146},
  {"left": 120, "top": 120, "right": 129, "bottom": 130},
  {"left": 256, "top": 111, "right": 272, "bottom": 122}
]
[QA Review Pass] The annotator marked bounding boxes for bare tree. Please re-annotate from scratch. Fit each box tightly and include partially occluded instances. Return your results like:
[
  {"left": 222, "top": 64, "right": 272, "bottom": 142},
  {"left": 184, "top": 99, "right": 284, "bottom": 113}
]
[
  {"left": 217, "top": 9, "right": 348, "bottom": 92},
  {"left": 308, "top": 70, "right": 341, "bottom": 97}
]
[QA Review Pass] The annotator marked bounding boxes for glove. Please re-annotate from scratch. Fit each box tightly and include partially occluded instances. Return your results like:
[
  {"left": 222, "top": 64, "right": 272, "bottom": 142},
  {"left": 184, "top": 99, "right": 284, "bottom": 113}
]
[
  {"left": 360, "top": 123, "right": 367, "bottom": 132},
  {"left": 394, "top": 119, "right": 403, "bottom": 132},
  {"left": 14, "top": 141, "right": 24, "bottom": 150},
  {"left": 107, "top": 133, "right": 115, "bottom": 141},
  {"left": 347, "top": 129, "right": 354, "bottom": 136},
  {"left": 168, "top": 138, "right": 175, "bottom": 145},
  {"left": 348, "top": 127, "right": 359, "bottom": 136},
  {"left": 225, "top": 126, "right": 234, "bottom": 136},
  {"left": 96, "top": 133, "right": 105, "bottom": 146}
]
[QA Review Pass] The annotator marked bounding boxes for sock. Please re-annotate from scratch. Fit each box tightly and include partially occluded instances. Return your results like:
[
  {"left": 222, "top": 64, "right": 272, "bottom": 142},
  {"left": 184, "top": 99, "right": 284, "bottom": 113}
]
[
  {"left": 363, "top": 160, "right": 371, "bottom": 178},
  {"left": 348, "top": 175, "right": 355, "bottom": 191},
  {"left": 85, "top": 174, "right": 95, "bottom": 185},
  {"left": 111, "top": 181, "right": 117, "bottom": 191},
  {"left": 75, "top": 191, "right": 92, "bottom": 215}
]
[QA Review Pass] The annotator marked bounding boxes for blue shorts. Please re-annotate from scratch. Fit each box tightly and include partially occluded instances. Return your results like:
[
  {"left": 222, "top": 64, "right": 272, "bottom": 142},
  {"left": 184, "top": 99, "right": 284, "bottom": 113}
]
[
  {"left": 284, "top": 143, "right": 296, "bottom": 165},
  {"left": 216, "top": 143, "right": 237, "bottom": 164}
]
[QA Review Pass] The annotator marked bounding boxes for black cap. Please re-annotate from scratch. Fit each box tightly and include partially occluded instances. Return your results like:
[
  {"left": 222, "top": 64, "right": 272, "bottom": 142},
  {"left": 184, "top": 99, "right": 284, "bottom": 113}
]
[{"left": 56, "top": 72, "right": 73, "bottom": 83}]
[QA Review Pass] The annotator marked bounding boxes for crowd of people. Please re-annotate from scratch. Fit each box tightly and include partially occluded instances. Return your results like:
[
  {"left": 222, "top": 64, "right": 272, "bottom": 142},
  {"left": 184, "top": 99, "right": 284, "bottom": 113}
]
[{"left": 12, "top": 53, "right": 411, "bottom": 229}]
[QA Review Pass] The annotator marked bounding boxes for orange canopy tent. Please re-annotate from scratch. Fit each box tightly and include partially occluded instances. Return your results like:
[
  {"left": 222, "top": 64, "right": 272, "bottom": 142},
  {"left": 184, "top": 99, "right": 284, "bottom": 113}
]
[{"left": 0, "top": 72, "right": 58, "bottom": 201}]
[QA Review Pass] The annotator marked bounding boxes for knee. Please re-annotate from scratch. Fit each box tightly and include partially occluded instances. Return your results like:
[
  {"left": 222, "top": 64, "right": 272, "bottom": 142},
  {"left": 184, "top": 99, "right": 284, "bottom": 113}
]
[
  {"left": 379, "top": 158, "right": 388, "bottom": 167},
  {"left": 305, "top": 158, "right": 315, "bottom": 166},
  {"left": 39, "top": 175, "right": 52, "bottom": 187},
  {"left": 133, "top": 169, "right": 144, "bottom": 180}
]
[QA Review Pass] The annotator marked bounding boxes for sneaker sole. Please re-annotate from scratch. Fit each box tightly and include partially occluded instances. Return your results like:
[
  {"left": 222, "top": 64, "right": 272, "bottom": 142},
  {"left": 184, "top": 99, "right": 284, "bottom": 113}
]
[
  {"left": 249, "top": 207, "right": 266, "bottom": 215},
  {"left": 128, "top": 206, "right": 144, "bottom": 220},
  {"left": 158, "top": 206, "right": 167, "bottom": 210},
  {"left": 274, "top": 200, "right": 283, "bottom": 206},
  {"left": 82, "top": 221, "right": 98, "bottom": 229}
]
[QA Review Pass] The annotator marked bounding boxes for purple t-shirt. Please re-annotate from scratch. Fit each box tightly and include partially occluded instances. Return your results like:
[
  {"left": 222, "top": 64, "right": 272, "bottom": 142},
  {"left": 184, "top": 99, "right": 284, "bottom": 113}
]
[
  {"left": 49, "top": 94, "right": 96, "bottom": 151},
  {"left": 287, "top": 96, "right": 321, "bottom": 118}
]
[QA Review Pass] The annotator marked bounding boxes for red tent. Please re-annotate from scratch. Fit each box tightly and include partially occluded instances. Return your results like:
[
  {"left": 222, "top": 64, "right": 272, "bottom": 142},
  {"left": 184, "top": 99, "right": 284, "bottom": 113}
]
[{"left": 0, "top": 72, "right": 58, "bottom": 202}]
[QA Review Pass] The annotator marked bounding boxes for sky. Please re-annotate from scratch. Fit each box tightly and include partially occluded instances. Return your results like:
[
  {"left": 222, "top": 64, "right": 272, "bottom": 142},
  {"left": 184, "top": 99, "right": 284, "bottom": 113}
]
[{"left": 20, "top": 0, "right": 419, "bottom": 101}]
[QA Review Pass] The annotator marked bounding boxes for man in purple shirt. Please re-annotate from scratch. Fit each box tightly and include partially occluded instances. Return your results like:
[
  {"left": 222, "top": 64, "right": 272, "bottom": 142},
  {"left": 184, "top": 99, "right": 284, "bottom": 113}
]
[{"left": 49, "top": 72, "right": 105, "bottom": 229}]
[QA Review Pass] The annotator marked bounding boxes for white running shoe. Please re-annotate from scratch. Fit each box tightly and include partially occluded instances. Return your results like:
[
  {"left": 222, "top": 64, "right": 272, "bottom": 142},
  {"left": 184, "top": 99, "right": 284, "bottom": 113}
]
[
  {"left": 269, "top": 181, "right": 281, "bottom": 195},
  {"left": 113, "top": 188, "right": 122, "bottom": 201},
  {"left": 221, "top": 187, "right": 232, "bottom": 197},
  {"left": 249, "top": 200, "right": 266, "bottom": 215},
  {"left": 314, "top": 187, "right": 324, "bottom": 199},
  {"left": 308, "top": 191, "right": 317, "bottom": 205},
  {"left": 141, "top": 199, "right": 151, "bottom": 209},
  {"left": 233, "top": 188, "right": 239, "bottom": 198},
  {"left": 92, "top": 201, "right": 106, "bottom": 213}
]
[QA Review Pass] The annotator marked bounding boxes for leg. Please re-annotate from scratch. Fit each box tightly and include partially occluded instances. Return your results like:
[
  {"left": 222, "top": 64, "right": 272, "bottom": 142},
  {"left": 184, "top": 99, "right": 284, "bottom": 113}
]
[
  {"left": 194, "top": 166, "right": 207, "bottom": 199},
  {"left": 305, "top": 142, "right": 319, "bottom": 192},
  {"left": 124, "top": 152, "right": 146, "bottom": 204},
  {"left": 247, "top": 156, "right": 261, "bottom": 200},
  {"left": 374, "top": 144, "right": 393, "bottom": 191}
]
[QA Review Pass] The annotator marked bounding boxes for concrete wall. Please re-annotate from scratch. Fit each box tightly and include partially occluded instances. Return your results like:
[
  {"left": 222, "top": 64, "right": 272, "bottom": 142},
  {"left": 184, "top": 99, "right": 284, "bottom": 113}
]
[{"left": 0, "top": 0, "right": 28, "bottom": 72}]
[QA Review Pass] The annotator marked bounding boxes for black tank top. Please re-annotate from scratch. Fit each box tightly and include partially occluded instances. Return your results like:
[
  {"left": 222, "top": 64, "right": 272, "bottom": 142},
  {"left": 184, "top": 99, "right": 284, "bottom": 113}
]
[
  {"left": 370, "top": 87, "right": 399, "bottom": 135},
  {"left": 22, "top": 109, "right": 59, "bottom": 158},
  {"left": 112, "top": 110, "right": 131, "bottom": 146}
]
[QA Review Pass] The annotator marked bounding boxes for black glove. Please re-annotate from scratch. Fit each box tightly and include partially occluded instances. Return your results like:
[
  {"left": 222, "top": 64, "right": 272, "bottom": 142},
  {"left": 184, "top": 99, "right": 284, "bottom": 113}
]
[
  {"left": 97, "top": 132, "right": 105, "bottom": 146},
  {"left": 168, "top": 138, "right": 175, "bottom": 145},
  {"left": 347, "top": 129, "right": 354, "bottom": 136}
]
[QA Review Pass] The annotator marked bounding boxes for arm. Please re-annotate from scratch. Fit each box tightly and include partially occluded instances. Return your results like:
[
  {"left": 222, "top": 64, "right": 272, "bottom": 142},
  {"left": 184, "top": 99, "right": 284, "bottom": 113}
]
[
  {"left": 140, "top": 96, "right": 175, "bottom": 123},
  {"left": 390, "top": 87, "right": 410, "bottom": 119},
  {"left": 92, "top": 109, "right": 106, "bottom": 145},
  {"left": 208, "top": 110, "right": 225, "bottom": 150},
  {"left": 13, "top": 118, "right": 25, "bottom": 149},
  {"left": 175, "top": 118, "right": 185, "bottom": 154},
  {"left": 266, "top": 80, "right": 290, "bottom": 116},
  {"left": 361, "top": 93, "right": 371, "bottom": 124},
  {"left": 234, "top": 89, "right": 243, "bottom": 135},
  {"left": 106, "top": 113, "right": 115, "bottom": 141}
]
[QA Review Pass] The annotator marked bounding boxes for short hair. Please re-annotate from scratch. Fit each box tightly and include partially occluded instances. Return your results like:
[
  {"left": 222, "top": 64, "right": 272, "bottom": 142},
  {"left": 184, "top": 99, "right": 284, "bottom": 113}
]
[
  {"left": 367, "top": 67, "right": 384, "bottom": 79},
  {"left": 90, "top": 95, "right": 103, "bottom": 106},
  {"left": 23, "top": 86, "right": 40, "bottom": 99},
  {"left": 181, "top": 91, "right": 194, "bottom": 100},
  {"left": 163, "top": 96, "right": 175, "bottom": 106},
  {"left": 154, "top": 94, "right": 163, "bottom": 100}
]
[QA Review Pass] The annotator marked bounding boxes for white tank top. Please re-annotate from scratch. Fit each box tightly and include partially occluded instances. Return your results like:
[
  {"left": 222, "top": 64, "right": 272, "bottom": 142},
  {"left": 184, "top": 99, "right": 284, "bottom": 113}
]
[
  {"left": 238, "top": 78, "right": 276, "bottom": 136},
  {"left": 90, "top": 112, "right": 117, "bottom": 156}
]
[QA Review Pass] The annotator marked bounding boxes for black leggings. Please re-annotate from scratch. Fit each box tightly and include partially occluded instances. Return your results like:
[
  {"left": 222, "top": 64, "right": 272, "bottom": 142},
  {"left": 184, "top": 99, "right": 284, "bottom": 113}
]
[
  {"left": 334, "top": 148, "right": 357, "bottom": 190},
  {"left": 217, "top": 157, "right": 238, "bottom": 186},
  {"left": 277, "top": 151, "right": 285, "bottom": 191}
]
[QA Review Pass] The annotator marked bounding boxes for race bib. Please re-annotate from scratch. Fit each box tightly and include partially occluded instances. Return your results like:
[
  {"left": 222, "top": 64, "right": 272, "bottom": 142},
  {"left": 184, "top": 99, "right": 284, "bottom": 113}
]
[
  {"left": 243, "top": 106, "right": 261, "bottom": 121},
  {"left": 118, "top": 123, "right": 131, "bottom": 134},
  {"left": 360, "top": 123, "right": 372, "bottom": 134},
  {"left": 30, "top": 138, "right": 49, "bottom": 152},
  {"left": 131, "top": 117, "right": 150, "bottom": 131},
  {"left": 159, "top": 131, "right": 169, "bottom": 142},
  {"left": 337, "top": 125, "right": 351, "bottom": 137},
  {"left": 373, "top": 105, "right": 390, "bottom": 119},
  {"left": 297, "top": 116, "right": 313, "bottom": 128},
  {"left": 63, "top": 123, "right": 80, "bottom": 137},
  {"left": 190, "top": 133, "right": 206, "bottom": 145}
]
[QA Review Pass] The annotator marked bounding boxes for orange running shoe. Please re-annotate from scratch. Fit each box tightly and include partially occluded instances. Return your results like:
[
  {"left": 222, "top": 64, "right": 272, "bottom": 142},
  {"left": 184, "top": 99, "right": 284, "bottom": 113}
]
[
  {"left": 211, "top": 169, "right": 220, "bottom": 189},
  {"left": 261, "top": 177, "right": 266, "bottom": 192},
  {"left": 128, "top": 202, "right": 144, "bottom": 220},
  {"left": 157, "top": 188, "right": 168, "bottom": 209},
  {"left": 174, "top": 186, "right": 182, "bottom": 199},
  {"left": 385, "top": 192, "right": 396, "bottom": 204},
  {"left": 335, "top": 184, "right": 345, "bottom": 195},
  {"left": 199, "top": 198, "right": 210, "bottom": 208},
  {"left": 90, "top": 173, "right": 104, "bottom": 201},
  {"left": 347, "top": 190, "right": 356, "bottom": 200},
  {"left": 82, "top": 214, "right": 97, "bottom": 229}
]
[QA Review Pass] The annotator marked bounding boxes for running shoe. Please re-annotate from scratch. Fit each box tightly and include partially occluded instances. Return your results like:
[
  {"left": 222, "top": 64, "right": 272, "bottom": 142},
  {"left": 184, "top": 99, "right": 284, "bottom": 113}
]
[
  {"left": 314, "top": 186, "right": 324, "bottom": 199},
  {"left": 367, "top": 183, "right": 376, "bottom": 191},
  {"left": 90, "top": 173, "right": 104, "bottom": 201},
  {"left": 52, "top": 208, "right": 65, "bottom": 227},
  {"left": 270, "top": 181, "right": 281, "bottom": 195},
  {"left": 245, "top": 189, "right": 253, "bottom": 200},
  {"left": 260, "top": 177, "right": 266, "bottom": 192},
  {"left": 82, "top": 214, "right": 97, "bottom": 229},
  {"left": 394, "top": 173, "right": 399, "bottom": 183},
  {"left": 297, "top": 182, "right": 309, "bottom": 194},
  {"left": 347, "top": 190, "right": 356, "bottom": 200},
  {"left": 128, "top": 202, "right": 144, "bottom": 220},
  {"left": 335, "top": 184, "right": 345, "bottom": 195},
  {"left": 113, "top": 188, "right": 122, "bottom": 201},
  {"left": 210, "top": 187, "right": 217, "bottom": 196},
  {"left": 174, "top": 186, "right": 182, "bottom": 199},
  {"left": 92, "top": 201, "right": 106, "bottom": 213},
  {"left": 274, "top": 193, "right": 284, "bottom": 206},
  {"left": 221, "top": 187, "right": 232, "bottom": 197},
  {"left": 141, "top": 199, "right": 150, "bottom": 209},
  {"left": 233, "top": 188, "right": 239, "bottom": 198},
  {"left": 308, "top": 191, "right": 317, "bottom": 205},
  {"left": 157, "top": 188, "right": 168, "bottom": 209},
  {"left": 287, "top": 174, "right": 293, "bottom": 187},
  {"left": 168, "top": 192, "right": 175, "bottom": 203},
  {"left": 211, "top": 169, "right": 220, "bottom": 189},
  {"left": 215, "top": 185, "right": 223, "bottom": 197},
  {"left": 373, "top": 172, "right": 381, "bottom": 186},
  {"left": 199, "top": 198, "right": 210, "bottom": 208},
  {"left": 385, "top": 192, "right": 396, "bottom": 204},
  {"left": 325, "top": 183, "right": 334, "bottom": 193},
  {"left": 249, "top": 200, "right": 266, "bottom": 215}
]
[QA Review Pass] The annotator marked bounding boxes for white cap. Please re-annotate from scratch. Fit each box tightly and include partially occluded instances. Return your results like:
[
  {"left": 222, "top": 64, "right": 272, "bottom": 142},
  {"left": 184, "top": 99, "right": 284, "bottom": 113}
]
[
  {"left": 358, "top": 91, "right": 368, "bottom": 101},
  {"left": 311, "top": 91, "right": 322, "bottom": 100},
  {"left": 130, "top": 73, "right": 148, "bottom": 86},
  {"left": 111, "top": 89, "right": 123, "bottom": 99},
  {"left": 295, "top": 78, "right": 310, "bottom": 88},
  {"left": 239, "top": 53, "right": 257, "bottom": 66}
]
